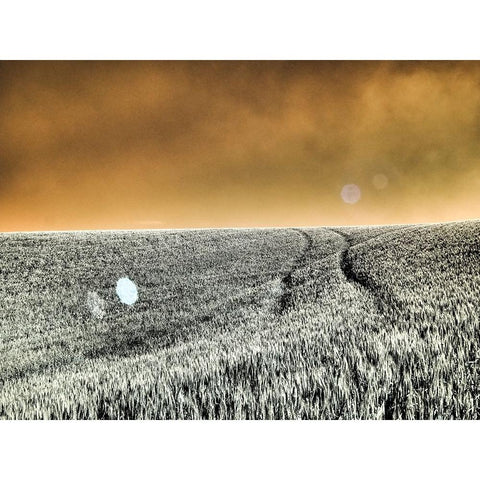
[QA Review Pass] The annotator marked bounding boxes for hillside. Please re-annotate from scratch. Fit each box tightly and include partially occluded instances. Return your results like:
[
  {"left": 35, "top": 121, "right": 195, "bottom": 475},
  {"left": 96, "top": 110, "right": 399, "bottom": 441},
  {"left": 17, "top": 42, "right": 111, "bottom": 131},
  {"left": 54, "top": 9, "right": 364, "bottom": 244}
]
[{"left": 0, "top": 221, "right": 479, "bottom": 419}]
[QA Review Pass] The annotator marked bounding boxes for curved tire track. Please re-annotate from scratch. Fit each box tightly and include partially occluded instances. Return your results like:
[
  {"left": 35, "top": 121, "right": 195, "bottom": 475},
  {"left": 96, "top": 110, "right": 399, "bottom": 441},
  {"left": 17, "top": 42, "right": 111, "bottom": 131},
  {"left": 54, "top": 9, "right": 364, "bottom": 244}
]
[
  {"left": 277, "top": 228, "right": 313, "bottom": 314},
  {"left": 328, "top": 228, "right": 385, "bottom": 312}
]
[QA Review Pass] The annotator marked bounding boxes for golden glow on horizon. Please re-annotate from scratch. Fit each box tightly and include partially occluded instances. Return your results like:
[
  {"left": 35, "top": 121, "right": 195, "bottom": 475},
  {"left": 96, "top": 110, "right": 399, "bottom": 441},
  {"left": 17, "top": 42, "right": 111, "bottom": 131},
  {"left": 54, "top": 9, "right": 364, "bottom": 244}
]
[{"left": 1, "top": 61, "right": 480, "bottom": 231}]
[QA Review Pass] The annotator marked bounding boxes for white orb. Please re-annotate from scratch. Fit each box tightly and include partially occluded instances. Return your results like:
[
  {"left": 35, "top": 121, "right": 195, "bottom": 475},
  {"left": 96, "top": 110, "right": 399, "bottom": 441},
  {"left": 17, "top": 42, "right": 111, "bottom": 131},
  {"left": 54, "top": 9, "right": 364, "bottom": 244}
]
[
  {"left": 341, "top": 184, "right": 361, "bottom": 204},
  {"left": 116, "top": 277, "right": 138, "bottom": 305}
]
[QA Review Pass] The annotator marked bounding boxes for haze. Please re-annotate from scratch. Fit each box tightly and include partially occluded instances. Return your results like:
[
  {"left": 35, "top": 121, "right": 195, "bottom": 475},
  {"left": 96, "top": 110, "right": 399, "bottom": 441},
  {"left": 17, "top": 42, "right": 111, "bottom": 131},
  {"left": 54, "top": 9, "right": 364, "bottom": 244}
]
[{"left": 1, "top": 61, "right": 480, "bottom": 231}]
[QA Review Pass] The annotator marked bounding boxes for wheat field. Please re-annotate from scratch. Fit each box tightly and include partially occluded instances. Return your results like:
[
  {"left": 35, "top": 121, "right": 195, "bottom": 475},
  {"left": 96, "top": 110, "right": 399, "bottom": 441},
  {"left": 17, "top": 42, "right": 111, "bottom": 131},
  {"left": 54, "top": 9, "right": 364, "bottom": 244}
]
[{"left": 0, "top": 220, "right": 479, "bottom": 419}]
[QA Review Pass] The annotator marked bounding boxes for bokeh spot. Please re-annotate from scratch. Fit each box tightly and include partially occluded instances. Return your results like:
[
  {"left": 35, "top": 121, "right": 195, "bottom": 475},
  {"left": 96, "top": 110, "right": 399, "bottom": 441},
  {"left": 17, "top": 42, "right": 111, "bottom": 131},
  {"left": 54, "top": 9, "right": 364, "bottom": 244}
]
[
  {"left": 341, "top": 184, "right": 361, "bottom": 204},
  {"left": 86, "top": 291, "right": 106, "bottom": 319},
  {"left": 372, "top": 174, "right": 389, "bottom": 190},
  {"left": 116, "top": 277, "right": 138, "bottom": 305}
]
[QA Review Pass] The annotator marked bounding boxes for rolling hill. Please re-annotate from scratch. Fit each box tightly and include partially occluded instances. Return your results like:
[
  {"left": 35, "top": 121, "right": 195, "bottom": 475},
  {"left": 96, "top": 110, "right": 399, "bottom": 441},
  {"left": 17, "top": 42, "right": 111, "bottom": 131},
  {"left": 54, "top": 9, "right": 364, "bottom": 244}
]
[{"left": 1, "top": 221, "right": 479, "bottom": 419}]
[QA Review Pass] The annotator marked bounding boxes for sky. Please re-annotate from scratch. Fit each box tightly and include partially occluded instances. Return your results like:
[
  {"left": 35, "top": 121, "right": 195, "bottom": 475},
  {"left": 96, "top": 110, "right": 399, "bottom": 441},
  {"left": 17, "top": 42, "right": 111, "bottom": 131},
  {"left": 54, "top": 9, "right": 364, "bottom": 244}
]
[{"left": 1, "top": 60, "right": 480, "bottom": 231}]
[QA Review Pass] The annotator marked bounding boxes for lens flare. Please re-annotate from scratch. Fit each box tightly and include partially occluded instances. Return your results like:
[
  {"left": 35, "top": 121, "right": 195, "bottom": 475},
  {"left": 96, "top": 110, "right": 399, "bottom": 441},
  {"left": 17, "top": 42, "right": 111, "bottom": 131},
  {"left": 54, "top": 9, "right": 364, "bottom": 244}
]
[
  {"left": 372, "top": 174, "right": 389, "bottom": 190},
  {"left": 341, "top": 184, "right": 361, "bottom": 204},
  {"left": 116, "top": 277, "right": 138, "bottom": 306}
]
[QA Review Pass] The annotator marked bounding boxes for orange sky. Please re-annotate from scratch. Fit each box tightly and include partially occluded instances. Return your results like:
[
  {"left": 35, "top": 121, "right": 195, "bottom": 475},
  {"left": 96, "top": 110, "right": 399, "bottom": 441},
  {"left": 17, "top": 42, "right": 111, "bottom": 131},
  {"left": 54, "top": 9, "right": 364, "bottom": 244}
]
[{"left": 1, "top": 61, "right": 480, "bottom": 231}]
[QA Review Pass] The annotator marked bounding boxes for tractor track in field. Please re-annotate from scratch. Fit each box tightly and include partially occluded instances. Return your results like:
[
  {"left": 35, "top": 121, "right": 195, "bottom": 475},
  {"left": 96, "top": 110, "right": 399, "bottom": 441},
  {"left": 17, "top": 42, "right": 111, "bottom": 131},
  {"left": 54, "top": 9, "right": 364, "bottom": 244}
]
[
  {"left": 277, "top": 228, "right": 313, "bottom": 315},
  {"left": 328, "top": 228, "right": 386, "bottom": 312}
]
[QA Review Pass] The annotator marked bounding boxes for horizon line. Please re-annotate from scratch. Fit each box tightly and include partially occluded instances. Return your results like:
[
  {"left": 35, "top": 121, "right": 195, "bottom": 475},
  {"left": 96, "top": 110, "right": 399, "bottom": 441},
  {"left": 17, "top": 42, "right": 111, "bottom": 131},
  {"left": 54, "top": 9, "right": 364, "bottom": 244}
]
[{"left": 1, "top": 218, "right": 477, "bottom": 235}]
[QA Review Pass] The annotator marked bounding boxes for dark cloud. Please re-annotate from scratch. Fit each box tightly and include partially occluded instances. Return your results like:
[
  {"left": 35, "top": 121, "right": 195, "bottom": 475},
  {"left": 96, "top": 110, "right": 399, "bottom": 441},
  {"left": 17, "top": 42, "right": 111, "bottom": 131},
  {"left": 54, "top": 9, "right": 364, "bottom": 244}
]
[{"left": 1, "top": 61, "right": 480, "bottom": 231}]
